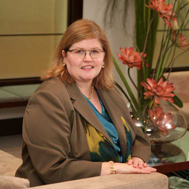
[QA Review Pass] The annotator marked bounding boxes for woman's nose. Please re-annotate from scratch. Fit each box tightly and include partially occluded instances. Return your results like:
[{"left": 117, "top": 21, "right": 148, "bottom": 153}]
[{"left": 83, "top": 51, "right": 93, "bottom": 61}]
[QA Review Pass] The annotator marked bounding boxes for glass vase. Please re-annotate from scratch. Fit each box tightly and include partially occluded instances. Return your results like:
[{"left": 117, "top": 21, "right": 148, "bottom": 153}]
[{"left": 136, "top": 100, "right": 187, "bottom": 143}]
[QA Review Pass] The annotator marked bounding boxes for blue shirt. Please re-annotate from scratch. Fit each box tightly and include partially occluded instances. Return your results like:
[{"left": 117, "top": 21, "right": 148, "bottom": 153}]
[{"left": 84, "top": 92, "right": 123, "bottom": 162}]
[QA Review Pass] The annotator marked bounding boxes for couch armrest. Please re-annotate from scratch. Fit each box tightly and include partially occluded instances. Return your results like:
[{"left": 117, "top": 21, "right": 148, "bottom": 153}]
[
  {"left": 0, "top": 150, "right": 30, "bottom": 188},
  {"left": 33, "top": 172, "right": 168, "bottom": 189},
  {"left": 0, "top": 150, "right": 22, "bottom": 176},
  {"left": 0, "top": 175, "right": 30, "bottom": 189}
]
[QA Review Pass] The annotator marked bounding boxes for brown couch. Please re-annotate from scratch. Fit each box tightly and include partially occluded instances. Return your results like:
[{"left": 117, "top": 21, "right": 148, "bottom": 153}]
[{"left": 0, "top": 149, "right": 168, "bottom": 189}]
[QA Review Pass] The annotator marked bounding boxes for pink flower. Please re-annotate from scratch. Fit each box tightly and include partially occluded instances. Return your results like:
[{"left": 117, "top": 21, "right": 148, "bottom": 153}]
[
  {"left": 147, "top": 0, "right": 176, "bottom": 28},
  {"left": 171, "top": 31, "right": 189, "bottom": 49},
  {"left": 141, "top": 78, "right": 175, "bottom": 104},
  {"left": 148, "top": 106, "right": 164, "bottom": 125},
  {"left": 117, "top": 47, "right": 147, "bottom": 70},
  {"left": 148, "top": 105, "right": 176, "bottom": 134}
]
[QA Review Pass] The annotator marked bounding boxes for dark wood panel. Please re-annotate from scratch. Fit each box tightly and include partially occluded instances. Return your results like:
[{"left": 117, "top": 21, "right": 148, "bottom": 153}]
[
  {"left": 0, "top": 118, "right": 23, "bottom": 136},
  {"left": 67, "top": 0, "right": 83, "bottom": 26},
  {"left": 0, "top": 77, "right": 41, "bottom": 87},
  {"left": 154, "top": 161, "right": 189, "bottom": 174},
  {"left": 0, "top": 101, "right": 28, "bottom": 109}
]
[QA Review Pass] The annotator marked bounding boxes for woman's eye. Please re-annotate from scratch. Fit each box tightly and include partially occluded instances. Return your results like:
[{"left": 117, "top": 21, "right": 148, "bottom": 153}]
[
  {"left": 75, "top": 50, "right": 84, "bottom": 54},
  {"left": 91, "top": 50, "right": 99, "bottom": 54}
]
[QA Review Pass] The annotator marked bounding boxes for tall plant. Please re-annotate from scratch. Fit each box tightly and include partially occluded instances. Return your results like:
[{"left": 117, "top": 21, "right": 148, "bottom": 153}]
[
  {"left": 135, "top": 0, "right": 159, "bottom": 110},
  {"left": 114, "top": 0, "right": 189, "bottom": 124}
]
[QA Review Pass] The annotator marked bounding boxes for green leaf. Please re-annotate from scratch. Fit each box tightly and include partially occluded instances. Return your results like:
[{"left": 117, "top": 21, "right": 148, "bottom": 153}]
[
  {"left": 173, "top": 93, "right": 183, "bottom": 108},
  {"left": 162, "top": 76, "right": 183, "bottom": 108},
  {"left": 113, "top": 57, "right": 140, "bottom": 111},
  {"left": 115, "top": 82, "right": 137, "bottom": 116}
]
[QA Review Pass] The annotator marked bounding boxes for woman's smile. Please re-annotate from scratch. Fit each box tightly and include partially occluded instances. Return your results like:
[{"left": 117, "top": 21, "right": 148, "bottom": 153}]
[{"left": 81, "top": 65, "right": 94, "bottom": 70}]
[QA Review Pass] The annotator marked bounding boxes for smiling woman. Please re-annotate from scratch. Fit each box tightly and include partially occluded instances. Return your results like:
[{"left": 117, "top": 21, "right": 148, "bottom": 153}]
[{"left": 15, "top": 19, "right": 156, "bottom": 187}]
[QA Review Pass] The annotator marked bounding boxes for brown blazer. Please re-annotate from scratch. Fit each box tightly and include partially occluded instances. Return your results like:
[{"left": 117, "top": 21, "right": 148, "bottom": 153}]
[{"left": 16, "top": 77, "right": 150, "bottom": 186}]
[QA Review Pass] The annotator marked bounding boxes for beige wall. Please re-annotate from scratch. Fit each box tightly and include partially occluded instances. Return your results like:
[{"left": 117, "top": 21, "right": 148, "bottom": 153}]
[
  {"left": 83, "top": 0, "right": 138, "bottom": 97},
  {"left": 0, "top": 0, "right": 67, "bottom": 79}
]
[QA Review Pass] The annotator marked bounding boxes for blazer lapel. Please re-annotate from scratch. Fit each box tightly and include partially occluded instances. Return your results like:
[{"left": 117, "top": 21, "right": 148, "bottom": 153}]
[
  {"left": 98, "top": 88, "right": 127, "bottom": 161},
  {"left": 65, "top": 83, "right": 114, "bottom": 146}
]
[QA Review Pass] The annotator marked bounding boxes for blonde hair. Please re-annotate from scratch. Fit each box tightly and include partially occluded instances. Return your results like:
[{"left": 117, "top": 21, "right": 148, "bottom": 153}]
[{"left": 41, "top": 19, "right": 114, "bottom": 89}]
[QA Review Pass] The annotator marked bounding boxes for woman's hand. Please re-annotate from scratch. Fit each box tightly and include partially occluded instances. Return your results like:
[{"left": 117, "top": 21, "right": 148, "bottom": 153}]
[
  {"left": 115, "top": 162, "right": 156, "bottom": 174},
  {"left": 101, "top": 161, "right": 156, "bottom": 175},
  {"left": 127, "top": 157, "right": 148, "bottom": 169}
]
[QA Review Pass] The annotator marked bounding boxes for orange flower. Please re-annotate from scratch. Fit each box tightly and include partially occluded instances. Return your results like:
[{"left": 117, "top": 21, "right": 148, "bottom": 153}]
[
  {"left": 147, "top": 0, "right": 176, "bottom": 28},
  {"left": 141, "top": 78, "right": 175, "bottom": 104},
  {"left": 117, "top": 47, "right": 147, "bottom": 70},
  {"left": 171, "top": 31, "right": 189, "bottom": 49},
  {"left": 148, "top": 105, "right": 176, "bottom": 134}
]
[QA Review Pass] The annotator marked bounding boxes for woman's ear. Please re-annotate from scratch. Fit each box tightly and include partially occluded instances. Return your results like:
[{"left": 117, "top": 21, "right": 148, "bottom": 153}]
[{"left": 62, "top": 50, "right": 66, "bottom": 58}]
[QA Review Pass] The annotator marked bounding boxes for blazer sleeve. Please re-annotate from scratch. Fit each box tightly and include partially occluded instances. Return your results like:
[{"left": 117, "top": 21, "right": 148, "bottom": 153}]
[
  {"left": 22, "top": 81, "right": 101, "bottom": 184},
  {"left": 130, "top": 125, "right": 151, "bottom": 163}
]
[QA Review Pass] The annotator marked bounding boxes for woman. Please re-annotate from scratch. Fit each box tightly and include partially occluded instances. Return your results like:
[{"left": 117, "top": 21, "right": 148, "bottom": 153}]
[{"left": 16, "top": 19, "right": 156, "bottom": 186}]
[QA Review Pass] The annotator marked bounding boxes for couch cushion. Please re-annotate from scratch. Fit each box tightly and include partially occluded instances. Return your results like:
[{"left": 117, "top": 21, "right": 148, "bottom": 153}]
[{"left": 0, "top": 150, "right": 22, "bottom": 176}]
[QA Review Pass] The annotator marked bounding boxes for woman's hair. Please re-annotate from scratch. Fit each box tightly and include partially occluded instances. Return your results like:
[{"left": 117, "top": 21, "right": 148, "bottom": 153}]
[{"left": 41, "top": 19, "right": 114, "bottom": 89}]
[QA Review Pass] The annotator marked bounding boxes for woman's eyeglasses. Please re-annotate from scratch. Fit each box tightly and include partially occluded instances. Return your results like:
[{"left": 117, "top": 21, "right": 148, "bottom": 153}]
[{"left": 67, "top": 48, "right": 105, "bottom": 59}]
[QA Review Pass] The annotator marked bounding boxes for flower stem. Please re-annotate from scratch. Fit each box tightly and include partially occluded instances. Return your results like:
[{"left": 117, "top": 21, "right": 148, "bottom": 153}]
[
  {"left": 113, "top": 57, "right": 140, "bottom": 111},
  {"left": 128, "top": 68, "right": 138, "bottom": 91}
]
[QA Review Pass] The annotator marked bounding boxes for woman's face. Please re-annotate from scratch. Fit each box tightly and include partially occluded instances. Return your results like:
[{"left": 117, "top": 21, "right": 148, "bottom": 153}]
[{"left": 62, "top": 38, "right": 105, "bottom": 85}]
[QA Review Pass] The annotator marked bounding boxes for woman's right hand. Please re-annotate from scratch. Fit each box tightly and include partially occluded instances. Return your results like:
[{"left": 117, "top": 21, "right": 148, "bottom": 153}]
[
  {"left": 115, "top": 162, "right": 156, "bottom": 174},
  {"left": 101, "top": 162, "right": 156, "bottom": 175}
]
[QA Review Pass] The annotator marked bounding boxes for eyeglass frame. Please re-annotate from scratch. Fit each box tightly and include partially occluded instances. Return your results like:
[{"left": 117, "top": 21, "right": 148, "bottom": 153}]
[{"left": 66, "top": 48, "right": 105, "bottom": 59}]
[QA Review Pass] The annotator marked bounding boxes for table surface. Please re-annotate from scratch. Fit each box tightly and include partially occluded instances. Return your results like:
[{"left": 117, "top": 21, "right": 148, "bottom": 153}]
[{"left": 148, "top": 131, "right": 189, "bottom": 174}]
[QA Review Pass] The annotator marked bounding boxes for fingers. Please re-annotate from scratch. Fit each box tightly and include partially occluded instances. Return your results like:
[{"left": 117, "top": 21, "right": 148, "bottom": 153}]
[
  {"left": 132, "top": 160, "right": 140, "bottom": 168},
  {"left": 148, "top": 167, "right": 157, "bottom": 172},
  {"left": 114, "top": 162, "right": 157, "bottom": 174},
  {"left": 131, "top": 166, "right": 157, "bottom": 174},
  {"left": 137, "top": 161, "right": 144, "bottom": 168},
  {"left": 127, "top": 157, "right": 157, "bottom": 174},
  {"left": 137, "top": 162, "right": 148, "bottom": 168},
  {"left": 129, "top": 157, "right": 147, "bottom": 168},
  {"left": 127, "top": 159, "right": 133, "bottom": 165}
]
